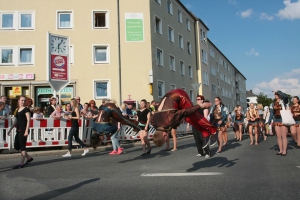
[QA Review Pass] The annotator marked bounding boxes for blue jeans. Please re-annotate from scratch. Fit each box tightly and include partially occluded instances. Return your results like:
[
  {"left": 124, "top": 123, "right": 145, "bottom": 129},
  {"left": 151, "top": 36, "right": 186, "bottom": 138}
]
[
  {"left": 68, "top": 127, "right": 86, "bottom": 151},
  {"left": 111, "top": 133, "right": 120, "bottom": 151}
]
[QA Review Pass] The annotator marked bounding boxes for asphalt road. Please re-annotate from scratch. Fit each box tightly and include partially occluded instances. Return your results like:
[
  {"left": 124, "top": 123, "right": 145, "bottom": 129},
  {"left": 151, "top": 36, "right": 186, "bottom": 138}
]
[{"left": 1, "top": 132, "right": 300, "bottom": 200}]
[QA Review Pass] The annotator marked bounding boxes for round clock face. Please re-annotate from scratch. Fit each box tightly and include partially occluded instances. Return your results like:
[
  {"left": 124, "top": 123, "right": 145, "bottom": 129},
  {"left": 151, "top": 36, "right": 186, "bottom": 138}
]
[{"left": 50, "top": 36, "right": 68, "bottom": 54}]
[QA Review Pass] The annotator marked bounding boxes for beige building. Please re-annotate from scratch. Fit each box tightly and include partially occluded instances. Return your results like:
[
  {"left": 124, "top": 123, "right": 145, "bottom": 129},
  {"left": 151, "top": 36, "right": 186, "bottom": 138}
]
[{"left": 0, "top": 0, "right": 246, "bottom": 113}]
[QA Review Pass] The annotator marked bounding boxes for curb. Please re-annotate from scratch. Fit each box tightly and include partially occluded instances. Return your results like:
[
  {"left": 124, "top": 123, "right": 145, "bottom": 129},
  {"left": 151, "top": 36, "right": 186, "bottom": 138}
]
[{"left": 0, "top": 135, "right": 194, "bottom": 160}]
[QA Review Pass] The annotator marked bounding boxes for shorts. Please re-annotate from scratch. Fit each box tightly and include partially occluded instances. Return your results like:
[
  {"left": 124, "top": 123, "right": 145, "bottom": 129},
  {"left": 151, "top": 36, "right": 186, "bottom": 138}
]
[
  {"left": 248, "top": 121, "right": 258, "bottom": 126},
  {"left": 14, "top": 131, "right": 28, "bottom": 151},
  {"left": 234, "top": 120, "right": 243, "bottom": 130},
  {"left": 293, "top": 121, "right": 300, "bottom": 127}
]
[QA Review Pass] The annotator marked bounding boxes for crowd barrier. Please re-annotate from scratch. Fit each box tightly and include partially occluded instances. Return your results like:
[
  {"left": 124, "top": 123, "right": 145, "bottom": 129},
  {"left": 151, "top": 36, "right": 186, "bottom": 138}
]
[{"left": 0, "top": 117, "right": 192, "bottom": 152}]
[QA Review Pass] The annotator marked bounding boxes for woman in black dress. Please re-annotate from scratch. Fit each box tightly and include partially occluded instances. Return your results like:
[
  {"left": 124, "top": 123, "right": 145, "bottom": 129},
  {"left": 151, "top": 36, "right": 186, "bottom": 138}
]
[
  {"left": 8, "top": 96, "right": 33, "bottom": 169},
  {"left": 137, "top": 99, "right": 151, "bottom": 156},
  {"left": 62, "top": 98, "right": 89, "bottom": 157}
]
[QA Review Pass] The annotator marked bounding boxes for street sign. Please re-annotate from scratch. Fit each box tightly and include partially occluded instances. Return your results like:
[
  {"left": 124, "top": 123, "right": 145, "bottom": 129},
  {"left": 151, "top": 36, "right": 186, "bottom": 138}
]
[
  {"left": 47, "top": 32, "right": 70, "bottom": 93},
  {"left": 191, "top": 83, "right": 201, "bottom": 95}
]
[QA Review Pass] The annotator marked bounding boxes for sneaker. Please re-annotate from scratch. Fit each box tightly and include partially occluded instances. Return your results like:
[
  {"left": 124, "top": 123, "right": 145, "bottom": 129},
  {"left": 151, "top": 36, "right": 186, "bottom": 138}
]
[
  {"left": 13, "top": 164, "right": 24, "bottom": 169},
  {"left": 196, "top": 154, "right": 202, "bottom": 157},
  {"left": 146, "top": 148, "right": 152, "bottom": 154},
  {"left": 62, "top": 153, "right": 72, "bottom": 157},
  {"left": 140, "top": 153, "right": 147, "bottom": 156},
  {"left": 117, "top": 148, "right": 123, "bottom": 155},
  {"left": 202, "top": 135, "right": 211, "bottom": 149},
  {"left": 82, "top": 149, "right": 89, "bottom": 156},
  {"left": 210, "top": 134, "right": 217, "bottom": 146},
  {"left": 109, "top": 150, "right": 117, "bottom": 155},
  {"left": 216, "top": 150, "right": 221, "bottom": 154},
  {"left": 205, "top": 154, "right": 210, "bottom": 158},
  {"left": 25, "top": 158, "right": 33, "bottom": 165}
]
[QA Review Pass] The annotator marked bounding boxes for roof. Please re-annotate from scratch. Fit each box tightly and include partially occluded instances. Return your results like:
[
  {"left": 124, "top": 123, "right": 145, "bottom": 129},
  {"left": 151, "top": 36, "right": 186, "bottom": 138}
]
[{"left": 246, "top": 90, "right": 258, "bottom": 97}]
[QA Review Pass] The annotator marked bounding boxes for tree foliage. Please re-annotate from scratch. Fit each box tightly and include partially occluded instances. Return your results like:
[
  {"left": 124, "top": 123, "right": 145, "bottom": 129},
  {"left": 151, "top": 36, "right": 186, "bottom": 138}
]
[{"left": 257, "top": 92, "right": 273, "bottom": 107}]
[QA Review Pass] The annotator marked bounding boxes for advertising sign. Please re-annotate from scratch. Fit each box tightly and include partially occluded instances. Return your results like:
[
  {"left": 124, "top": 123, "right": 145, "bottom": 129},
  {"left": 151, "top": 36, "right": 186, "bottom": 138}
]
[
  {"left": 0, "top": 73, "right": 34, "bottom": 80},
  {"left": 12, "top": 87, "right": 22, "bottom": 96},
  {"left": 50, "top": 54, "right": 68, "bottom": 80},
  {"left": 47, "top": 32, "right": 70, "bottom": 92},
  {"left": 125, "top": 13, "right": 144, "bottom": 42}
]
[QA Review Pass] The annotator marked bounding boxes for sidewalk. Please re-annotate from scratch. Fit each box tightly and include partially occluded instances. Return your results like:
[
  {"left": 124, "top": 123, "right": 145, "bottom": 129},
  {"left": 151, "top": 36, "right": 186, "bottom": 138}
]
[{"left": 0, "top": 135, "right": 194, "bottom": 160}]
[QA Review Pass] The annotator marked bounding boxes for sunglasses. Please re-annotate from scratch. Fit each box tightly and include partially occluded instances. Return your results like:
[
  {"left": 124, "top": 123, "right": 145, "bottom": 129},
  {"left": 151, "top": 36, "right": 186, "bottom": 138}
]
[{"left": 196, "top": 99, "right": 202, "bottom": 101}]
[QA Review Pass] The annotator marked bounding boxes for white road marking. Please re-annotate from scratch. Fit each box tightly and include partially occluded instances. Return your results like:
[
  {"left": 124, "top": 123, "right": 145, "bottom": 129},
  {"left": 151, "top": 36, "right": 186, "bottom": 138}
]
[
  {"left": 296, "top": 166, "right": 300, "bottom": 168},
  {"left": 141, "top": 172, "right": 223, "bottom": 177}
]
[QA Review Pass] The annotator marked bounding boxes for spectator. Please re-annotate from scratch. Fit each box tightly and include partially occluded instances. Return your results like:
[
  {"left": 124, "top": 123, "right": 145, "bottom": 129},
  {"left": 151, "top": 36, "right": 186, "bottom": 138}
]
[
  {"left": 126, "top": 103, "right": 133, "bottom": 116},
  {"left": 1, "top": 95, "right": 11, "bottom": 115},
  {"left": 26, "top": 98, "right": 34, "bottom": 117},
  {"left": 88, "top": 100, "right": 98, "bottom": 115},
  {"left": 47, "top": 96, "right": 57, "bottom": 117},
  {"left": 120, "top": 103, "right": 127, "bottom": 116},
  {"left": 75, "top": 96, "right": 83, "bottom": 111},
  {"left": 81, "top": 103, "right": 92, "bottom": 118},
  {"left": 50, "top": 105, "right": 65, "bottom": 119},
  {"left": 64, "top": 103, "right": 72, "bottom": 115},
  {"left": 150, "top": 101, "right": 156, "bottom": 113},
  {"left": 33, "top": 107, "right": 44, "bottom": 142},
  {"left": 0, "top": 102, "right": 8, "bottom": 119},
  {"left": 99, "top": 99, "right": 107, "bottom": 110}
]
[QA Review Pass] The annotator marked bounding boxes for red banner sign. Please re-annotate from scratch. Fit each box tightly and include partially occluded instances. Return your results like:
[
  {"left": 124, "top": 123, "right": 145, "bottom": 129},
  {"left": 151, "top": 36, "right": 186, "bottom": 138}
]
[{"left": 50, "top": 54, "right": 68, "bottom": 81}]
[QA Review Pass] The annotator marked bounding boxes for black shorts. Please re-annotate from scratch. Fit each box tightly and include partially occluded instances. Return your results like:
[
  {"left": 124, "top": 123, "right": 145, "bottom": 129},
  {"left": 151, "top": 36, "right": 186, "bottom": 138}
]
[{"left": 14, "top": 131, "right": 28, "bottom": 151}]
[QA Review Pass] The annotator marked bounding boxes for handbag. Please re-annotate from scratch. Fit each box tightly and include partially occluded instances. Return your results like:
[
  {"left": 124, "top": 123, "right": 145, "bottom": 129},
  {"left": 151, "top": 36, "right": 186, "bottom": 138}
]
[{"left": 280, "top": 110, "right": 295, "bottom": 126}]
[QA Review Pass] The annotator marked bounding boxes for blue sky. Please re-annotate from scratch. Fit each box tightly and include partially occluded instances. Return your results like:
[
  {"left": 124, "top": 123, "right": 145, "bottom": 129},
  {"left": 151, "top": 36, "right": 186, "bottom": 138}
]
[{"left": 180, "top": 0, "right": 300, "bottom": 97}]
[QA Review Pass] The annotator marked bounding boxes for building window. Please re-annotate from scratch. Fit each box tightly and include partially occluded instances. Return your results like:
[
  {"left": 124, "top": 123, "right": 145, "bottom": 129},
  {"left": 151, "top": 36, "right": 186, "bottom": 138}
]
[
  {"left": 170, "top": 84, "right": 176, "bottom": 90},
  {"left": 169, "top": 55, "right": 175, "bottom": 71},
  {"left": 212, "top": 84, "right": 217, "bottom": 94},
  {"left": 187, "top": 41, "right": 191, "bottom": 54},
  {"left": 57, "top": 11, "right": 73, "bottom": 29},
  {"left": 168, "top": 26, "right": 174, "bottom": 42},
  {"left": 19, "top": 48, "right": 33, "bottom": 64},
  {"left": 178, "top": 34, "right": 183, "bottom": 49},
  {"left": 201, "top": 49, "right": 207, "bottom": 64},
  {"left": 188, "top": 65, "right": 192, "bottom": 78},
  {"left": 155, "top": 16, "right": 162, "bottom": 34},
  {"left": 93, "top": 11, "right": 108, "bottom": 29},
  {"left": 177, "top": 9, "right": 182, "bottom": 23},
  {"left": 69, "top": 45, "right": 74, "bottom": 64},
  {"left": 0, "top": 48, "right": 14, "bottom": 65},
  {"left": 155, "top": 0, "right": 161, "bottom": 5},
  {"left": 210, "top": 66, "right": 216, "bottom": 76},
  {"left": 189, "top": 90, "right": 194, "bottom": 102},
  {"left": 186, "top": 18, "right": 190, "bottom": 31},
  {"left": 201, "top": 29, "right": 206, "bottom": 42},
  {"left": 94, "top": 80, "right": 110, "bottom": 99},
  {"left": 167, "top": 0, "right": 173, "bottom": 15},
  {"left": 202, "top": 70, "right": 209, "bottom": 86},
  {"left": 158, "top": 81, "right": 165, "bottom": 98},
  {"left": 19, "top": 12, "right": 34, "bottom": 29},
  {"left": 93, "top": 45, "right": 109, "bottom": 64},
  {"left": 156, "top": 48, "right": 163, "bottom": 66},
  {"left": 180, "top": 61, "right": 185, "bottom": 75},
  {"left": 1, "top": 13, "right": 14, "bottom": 29}
]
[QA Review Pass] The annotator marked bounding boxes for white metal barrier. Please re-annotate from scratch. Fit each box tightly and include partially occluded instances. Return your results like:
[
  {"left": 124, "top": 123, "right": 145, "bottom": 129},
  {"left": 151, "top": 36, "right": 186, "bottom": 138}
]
[{"left": 1, "top": 118, "right": 193, "bottom": 152}]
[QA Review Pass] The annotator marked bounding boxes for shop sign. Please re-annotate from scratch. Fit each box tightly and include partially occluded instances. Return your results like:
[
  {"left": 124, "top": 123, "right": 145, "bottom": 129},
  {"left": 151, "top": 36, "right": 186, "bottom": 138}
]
[
  {"left": 125, "top": 13, "right": 144, "bottom": 42},
  {"left": 12, "top": 87, "right": 22, "bottom": 96},
  {"left": 0, "top": 73, "right": 34, "bottom": 80}
]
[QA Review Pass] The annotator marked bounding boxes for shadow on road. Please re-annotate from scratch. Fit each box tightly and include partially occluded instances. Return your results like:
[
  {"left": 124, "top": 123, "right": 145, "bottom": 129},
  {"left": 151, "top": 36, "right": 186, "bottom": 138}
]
[
  {"left": 24, "top": 178, "right": 100, "bottom": 200},
  {"left": 186, "top": 157, "right": 239, "bottom": 172}
]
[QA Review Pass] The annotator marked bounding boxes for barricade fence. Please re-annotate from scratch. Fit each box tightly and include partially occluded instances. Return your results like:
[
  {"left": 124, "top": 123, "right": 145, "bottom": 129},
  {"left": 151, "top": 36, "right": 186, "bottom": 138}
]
[{"left": 0, "top": 117, "right": 192, "bottom": 152}]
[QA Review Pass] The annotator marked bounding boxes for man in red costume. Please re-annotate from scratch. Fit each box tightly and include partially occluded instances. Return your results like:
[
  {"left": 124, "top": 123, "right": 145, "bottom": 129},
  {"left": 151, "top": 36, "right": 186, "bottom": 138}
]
[{"left": 152, "top": 89, "right": 216, "bottom": 148}]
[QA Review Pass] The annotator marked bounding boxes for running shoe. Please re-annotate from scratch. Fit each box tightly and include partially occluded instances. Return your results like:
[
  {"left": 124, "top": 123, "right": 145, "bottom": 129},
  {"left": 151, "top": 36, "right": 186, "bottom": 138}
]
[
  {"left": 109, "top": 150, "right": 117, "bottom": 155},
  {"left": 25, "top": 158, "right": 34, "bottom": 165},
  {"left": 62, "top": 153, "right": 72, "bottom": 157},
  {"left": 205, "top": 154, "right": 210, "bottom": 158},
  {"left": 202, "top": 135, "right": 211, "bottom": 149},
  {"left": 146, "top": 148, "right": 152, "bottom": 154},
  {"left": 117, "top": 148, "right": 123, "bottom": 155},
  {"left": 196, "top": 154, "right": 202, "bottom": 157},
  {"left": 82, "top": 149, "right": 89, "bottom": 156},
  {"left": 216, "top": 150, "right": 221, "bottom": 154}
]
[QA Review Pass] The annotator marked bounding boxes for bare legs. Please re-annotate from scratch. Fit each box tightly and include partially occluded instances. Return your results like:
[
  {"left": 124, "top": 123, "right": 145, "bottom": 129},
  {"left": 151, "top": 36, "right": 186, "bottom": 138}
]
[
  {"left": 235, "top": 124, "right": 243, "bottom": 141},
  {"left": 171, "top": 129, "right": 177, "bottom": 151},
  {"left": 276, "top": 125, "right": 288, "bottom": 154},
  {"left": 139, "top": 130, "right": 151, "bottom": 153},
  {"left": 249, "top": 125, "right": 258, "bottom": 145},
  {"left": 217, "top": 130, "right": 223, "bottom": 152},
  {"left": 290, "top": 126, "right": 298, "bottom": 145},
  {"left": 20, "top": 151, "right": 31, "bottom": 165},
  {"left": 222, "top": 129, "right": 228, "bottom": 145}
]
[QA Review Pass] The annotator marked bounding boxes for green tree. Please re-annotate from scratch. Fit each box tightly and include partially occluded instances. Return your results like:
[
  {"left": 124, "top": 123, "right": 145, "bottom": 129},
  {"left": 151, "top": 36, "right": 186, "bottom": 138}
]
[{"left": 257, "top": 92, "right": 273, "bottom": 107}]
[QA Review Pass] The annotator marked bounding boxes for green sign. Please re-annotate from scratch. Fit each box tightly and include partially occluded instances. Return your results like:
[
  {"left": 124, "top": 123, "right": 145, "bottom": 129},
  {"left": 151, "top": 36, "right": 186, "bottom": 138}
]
[{"left": 125, "top": 13, "right": 144, "bottom": 42}]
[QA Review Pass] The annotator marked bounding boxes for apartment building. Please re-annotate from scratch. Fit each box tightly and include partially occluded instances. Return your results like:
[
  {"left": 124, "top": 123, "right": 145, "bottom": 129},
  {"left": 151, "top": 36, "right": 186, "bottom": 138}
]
[
  {"left": 196, "top": 20, "right": 247, "bottom": 112},
  {"left": 0, "top": 0, "right": 246, "bottom": 113}
]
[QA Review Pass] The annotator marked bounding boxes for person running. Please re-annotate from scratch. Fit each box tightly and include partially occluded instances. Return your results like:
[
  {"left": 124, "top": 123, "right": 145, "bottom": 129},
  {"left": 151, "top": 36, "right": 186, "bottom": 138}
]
[
  {"left": 136, "top": 99, "right": 152, "bottom": 156},
  {"left": 232, "top": 105, "right": 244, "bottom": 141},
  {"left": 152, "top": 89, "right": 216, "bottom": 148},
  {"left": 247, "top": 103, "right": 259, "bottom": 145},
  {"left": 191, "top": 95, "right": 211, "bottom": 158},
  {"left": 7, "top": 96, "right": 33, "bottom": 169},
  {"left": 209, "top": 97, "right": 227, "bottom": 154},
  {"left": 290, "top": 96, "right": 300, "bottom": 148},
  {"left": 62, "top": 98, "right": 89, "bottom": 157},
  {"left": 268, "top": 91, "right": 289, "bottom": 156}
]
